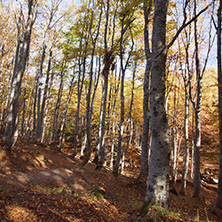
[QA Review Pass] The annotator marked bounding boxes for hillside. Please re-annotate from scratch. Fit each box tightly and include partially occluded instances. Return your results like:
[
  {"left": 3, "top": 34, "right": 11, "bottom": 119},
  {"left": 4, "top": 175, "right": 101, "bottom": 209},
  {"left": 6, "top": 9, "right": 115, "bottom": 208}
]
[{"left": 0, "top": 137, "right": 222, "bottom": 222}]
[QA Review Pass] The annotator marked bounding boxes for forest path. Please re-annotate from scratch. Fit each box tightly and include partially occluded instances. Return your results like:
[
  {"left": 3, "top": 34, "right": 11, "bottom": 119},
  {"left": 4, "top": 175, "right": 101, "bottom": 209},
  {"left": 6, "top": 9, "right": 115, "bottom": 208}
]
[
  {"left": 0, "top": 139, "right": 145, "bottom": 221},
  {"left": 0, "top": 137, "right": 222, "bottom": 221}
]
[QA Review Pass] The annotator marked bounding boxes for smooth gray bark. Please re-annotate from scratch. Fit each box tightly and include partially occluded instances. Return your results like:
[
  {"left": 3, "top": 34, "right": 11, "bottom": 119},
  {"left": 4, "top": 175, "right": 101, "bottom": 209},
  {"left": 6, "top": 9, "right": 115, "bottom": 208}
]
[
  {"left": 144, "top": 0, "right": 170, "bottom": 208},
  {"left": 4, "top": 0, "right": 36, "bottom": 149},
  {"left": 138, "top": 0, "right": 152, "bottom": 182}
]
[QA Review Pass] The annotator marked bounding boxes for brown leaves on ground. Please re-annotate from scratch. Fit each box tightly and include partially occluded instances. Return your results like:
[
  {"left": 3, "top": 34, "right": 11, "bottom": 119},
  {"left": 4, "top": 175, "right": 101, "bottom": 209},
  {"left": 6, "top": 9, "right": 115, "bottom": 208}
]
[{"left": 0, "top": 138, "right": 222, "bottom": 221}]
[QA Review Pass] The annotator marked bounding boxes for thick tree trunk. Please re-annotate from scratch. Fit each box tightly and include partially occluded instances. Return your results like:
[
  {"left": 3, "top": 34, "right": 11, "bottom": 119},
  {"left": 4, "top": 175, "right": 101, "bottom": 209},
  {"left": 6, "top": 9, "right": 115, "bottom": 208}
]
[
  {"left": 144, "top": 0, "right": 170, "bottom": 208},
  {"left": 217, "top": 0, "right": 222, "bottom": 209},
  {"left": 4, "top": 0, "right": 35, "bottom": 149}
]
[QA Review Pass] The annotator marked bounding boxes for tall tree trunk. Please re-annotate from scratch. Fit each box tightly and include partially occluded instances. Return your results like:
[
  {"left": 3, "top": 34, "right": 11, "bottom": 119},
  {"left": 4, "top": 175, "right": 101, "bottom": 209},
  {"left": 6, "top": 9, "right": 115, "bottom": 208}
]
[
  {"left": 191, "top": 106, "right": 195, "bottom": 180},
  {"left": 96, "top": 0, "right": 114, "bottom": 170},
  {"left": 50, "top": 65, "right": 65, "bottom": 145},
  {"left": 95, "top": 72, "right": 109, "bottom": 169},
  {"left": 58, "top": 72, "right": 75, "bottom": 149},
  {"left": 171, "top": 80, "right": 179, "bottom": 186},
  {"left": 193, "top": 0, "right": 202, "bottom": 198},
  {"left": 41, "top": 72, "right": 54, "bottom": 143},
  {"left": 217, "top": 0, "right": 222, "bottom": 209},
  {"left": 180, "top": 28, "right": 191, "bottom": 195},
  {"left": 4, "top": 0, "right": 36, "bottom": 149},
  {"left": 144, "top": 0, "right": 170, "bottom": 208},
  {"left": 36, "top": 44, "right": 47, "bottom": 137},
  {"left": 138, "top": 0, "right": 152, "bottom": 182},
  {"left": 40, "top": 49, "right": 52, "bottom": 138},
  {"left": 121, "top": 62, "right": 136, "bottom": 173},
  {"left": 21, "top": 78, "right": 27, "bottom": 136},
  {"left": 109, "top": 69, "right": 120, "bottom": 169},
  {"left": 81, "top": 2, "right": 103, "bottom": 166},
  {"left": 71, "top": 36, "right": 87, "bottom": 158},
  {"left": 113, "top": 17, "right": 133, "bottom": 176},
  {"left": 180, "top": 81, "right": 190, "bottom": 195}
]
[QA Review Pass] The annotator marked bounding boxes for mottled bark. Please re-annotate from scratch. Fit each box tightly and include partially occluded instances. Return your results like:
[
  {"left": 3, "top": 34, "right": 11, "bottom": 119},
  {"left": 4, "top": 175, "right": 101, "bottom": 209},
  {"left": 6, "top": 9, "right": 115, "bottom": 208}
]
[{"left": 144, "top": 0, "right": 170, "bottom": 208}]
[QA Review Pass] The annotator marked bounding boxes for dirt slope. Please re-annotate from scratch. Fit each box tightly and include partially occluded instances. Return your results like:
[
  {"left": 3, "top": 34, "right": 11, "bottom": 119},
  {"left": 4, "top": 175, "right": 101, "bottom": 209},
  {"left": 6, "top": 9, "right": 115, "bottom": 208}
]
[{"left": 0, "top": 138, "right": 221, "bottom": 221}]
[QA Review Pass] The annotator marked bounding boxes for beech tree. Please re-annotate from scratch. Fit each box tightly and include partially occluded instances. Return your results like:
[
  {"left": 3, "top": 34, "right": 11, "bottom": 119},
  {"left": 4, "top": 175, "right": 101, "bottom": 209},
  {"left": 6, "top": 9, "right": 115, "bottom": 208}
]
[
  {"left": 4, "top": 0, "right": 36, "bottom": 149},
  {"left": 143, "top": 0, "right": 170, "bottom": 208},
  {"left": 81, "top": 0, "right": 103, "bottom": 166},
  {"left": 95, "top": 0, "right": 116, "bottom": 169},
  {"left": 138, "top": 0, "right": 152, "bottom": 182},
  {"left": 191, "top": 0, "right": 215, "bottom": 198}
]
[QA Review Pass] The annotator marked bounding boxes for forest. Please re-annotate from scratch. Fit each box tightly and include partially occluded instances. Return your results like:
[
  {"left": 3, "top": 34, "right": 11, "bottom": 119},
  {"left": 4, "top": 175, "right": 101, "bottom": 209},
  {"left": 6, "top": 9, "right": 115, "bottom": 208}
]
[{"left": 0, "top": 0, "right": 222, "bottom": 221}]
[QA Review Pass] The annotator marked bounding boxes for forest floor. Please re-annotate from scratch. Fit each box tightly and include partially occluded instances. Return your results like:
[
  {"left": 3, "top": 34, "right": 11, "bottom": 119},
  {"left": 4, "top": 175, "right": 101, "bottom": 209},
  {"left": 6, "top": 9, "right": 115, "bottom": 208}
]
[{"left": 0, "top": 136, "right": 222, "bottom": 221}]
